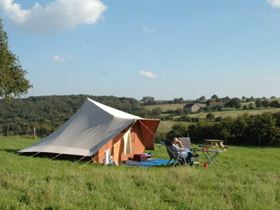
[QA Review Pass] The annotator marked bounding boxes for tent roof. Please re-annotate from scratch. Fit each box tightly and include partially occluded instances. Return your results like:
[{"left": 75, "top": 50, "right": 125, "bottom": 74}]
[
  {"left": 87, "top": 98, "right": 141, "bottom": 120},
  {"left": 19, "top": 98, "right": 158, "bottom": 157}
]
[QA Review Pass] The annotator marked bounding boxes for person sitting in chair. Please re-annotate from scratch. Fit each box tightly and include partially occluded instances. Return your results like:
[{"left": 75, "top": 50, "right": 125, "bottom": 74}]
[{"left": 171, "top": 137, "right": 191, "bottom": 159}]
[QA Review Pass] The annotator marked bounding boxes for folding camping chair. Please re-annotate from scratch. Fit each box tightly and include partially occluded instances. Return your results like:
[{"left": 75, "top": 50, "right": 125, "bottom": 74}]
[
  {"left": 164, "top": 138, "right": 199, "bottom": 166},
  {"left": 178, "top": 137, "right": 199, "bottom": 166},
  {"left": 165, "top": 144, "right": 189, "bottom": 166}
]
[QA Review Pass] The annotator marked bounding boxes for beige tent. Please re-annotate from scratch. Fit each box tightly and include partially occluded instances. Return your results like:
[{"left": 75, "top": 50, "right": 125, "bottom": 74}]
[{"left": 19, "top": 98, "right": 160, "bottom": 165}]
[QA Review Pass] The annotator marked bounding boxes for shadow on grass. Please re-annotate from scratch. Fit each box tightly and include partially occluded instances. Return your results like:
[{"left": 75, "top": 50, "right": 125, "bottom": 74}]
[
  {"left": 1, "top": 149, "right": 194, "bottom": 168},
  {"left": 0, "top": 148, "right": 92, "bottom": 163},
  {"left": 0, "top": 148, "right": 19, "bottom": 154},
  {"left": 21, "top": 152, "right": 93, "bottom": 162}
]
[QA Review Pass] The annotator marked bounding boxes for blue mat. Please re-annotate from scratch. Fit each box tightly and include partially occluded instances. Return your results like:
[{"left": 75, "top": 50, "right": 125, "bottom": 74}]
[{"left": 125, "top": 158, "right": 170, "bottom": 167}]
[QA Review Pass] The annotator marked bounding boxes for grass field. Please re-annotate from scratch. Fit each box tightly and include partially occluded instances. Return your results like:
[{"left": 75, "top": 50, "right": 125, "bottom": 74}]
[
  {"left": 144, "top": 103, "right": 185, "bottom": 111},
  {"left": 188, "top": 108, "right": 280, "bottom": 119},
  {"left": 0, "top": 137, "right": 279, "bottom": 210},
  {"left": 157, "top": 120, "right": 192, "bottom": 134}
]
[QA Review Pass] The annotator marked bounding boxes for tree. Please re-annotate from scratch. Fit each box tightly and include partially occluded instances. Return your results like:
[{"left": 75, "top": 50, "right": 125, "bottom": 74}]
[
  {"left": 255, "top": 98, "right": 262, "bottom": 107},
  {"left": 211, "top": 94, "right": 219, "bottom": 99},
  {"left": 173, "top": 97, "right": 184, "bottom": 103},
  {"left": 248, "top": 102, "right": 256, "bottom": 109},
  {"left": 270, "top": 100, "right": 280, "bottom": 108},
  {"left": 0, "top": 19, "right": 31, "bottom": 99},
  {"left": 151, "top": 107, "right": 161, "bottom": 118},
  {"left": 166, "top": 123, "right": 188, "bottom": 139},
  {"left": 225, "top": 97, "right": 241, "bottom": 109},
  {"left": 223, "top": 96, "right": 231, "bottom": 104},
  {"left": 198, "top": 96, "right": 206, "bottom": 102},
  {"left": 141, "top": 96, "right": 155, "bottom": 105},
  {"left": 206, "top": 112, "right": 215, "bottom": 120},
  {"left": 261, "top": 99, "right": 270, "bottom": 108}
]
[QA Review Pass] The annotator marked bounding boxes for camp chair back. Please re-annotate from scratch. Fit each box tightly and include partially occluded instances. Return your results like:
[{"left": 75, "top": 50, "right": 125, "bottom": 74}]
[{"left": 178, "top": 137, "right": 191, "bottom": 149}]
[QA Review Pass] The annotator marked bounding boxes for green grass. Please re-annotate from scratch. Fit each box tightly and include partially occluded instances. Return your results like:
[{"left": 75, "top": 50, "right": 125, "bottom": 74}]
[
  {"left": 157, "top": 120, "right": 192, "bottom": 134},
  {"left": 144, "top": 103, "right": 185, "bottom": 111},
  {"left": 188, "top": 108, "right": 280, "bottom": 119},
  {"left": 1, "top": 137, "right": 280, "bottom": 210}
]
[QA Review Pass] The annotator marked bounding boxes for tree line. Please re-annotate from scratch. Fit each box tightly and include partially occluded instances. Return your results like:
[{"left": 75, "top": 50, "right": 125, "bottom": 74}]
[
  {"left": 164, "top": 112, "right": 280, "bottom": 146},
  {"left": 0, "top": 95, "right": 145, "bottom": 137}
]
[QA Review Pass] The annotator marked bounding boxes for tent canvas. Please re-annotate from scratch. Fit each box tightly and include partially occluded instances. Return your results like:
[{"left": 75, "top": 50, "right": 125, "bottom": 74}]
[{"left": 19, "top": 98, "right": 160, "bottom": 165}]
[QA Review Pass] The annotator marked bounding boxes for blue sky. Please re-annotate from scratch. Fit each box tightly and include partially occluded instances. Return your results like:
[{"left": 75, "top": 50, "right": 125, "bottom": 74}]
[{"left": 1, "top": 0, "right": 280, "bottom": 100}]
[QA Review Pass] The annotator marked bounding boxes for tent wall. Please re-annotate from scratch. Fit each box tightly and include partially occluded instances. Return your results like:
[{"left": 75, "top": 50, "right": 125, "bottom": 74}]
[
  {"left": 138, "top": 120, "right": 160, "bottom": 150},
  {"left": 97, "top": 130, "right": 125, "bottom": 165},
  {"left": 94, "top": 119, "right": 159, "bottom": 165}
]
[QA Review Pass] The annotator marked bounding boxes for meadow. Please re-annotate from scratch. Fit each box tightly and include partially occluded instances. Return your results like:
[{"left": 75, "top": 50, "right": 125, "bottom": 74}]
[
  {"left": 156, "top": 120, "right": 192, "bottom": 134},
  {"left": 155, "top": 108, "right": 280, "bottom": 135},
  {"left": 144, "top": 103, "right": 185, "bottom": 112},
  {"left": 0, "top": 137, "right": 279, "bottom": 210},
  {"left": 188, "top": 108, "right": 280, "bottom": 119}
]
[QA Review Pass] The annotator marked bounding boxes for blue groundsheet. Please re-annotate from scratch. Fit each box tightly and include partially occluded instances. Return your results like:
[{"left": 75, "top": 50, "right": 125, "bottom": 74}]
[{"left": 125, "top": 158, "right": 171, "bottom": 167}]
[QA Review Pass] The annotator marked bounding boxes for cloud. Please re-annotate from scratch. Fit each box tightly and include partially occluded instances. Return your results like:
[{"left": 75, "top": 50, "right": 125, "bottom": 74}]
[
  {"left": 53, "top": 55, "right": 65, "bottom": 63},
  {"left": 139, "top": 70, "right": 158, "bottom": 79},
  {"left": 0, "top": 0, "right": 106, "bottom": 33},
  {"left": 53, "top": 54, "right": 73, "bottom": 63},
  {"left": 141, "top": 25, "right": 157, "bottom": 33},
  {"left": 267, "top": 0, "right": 280, "bottom": 8}
]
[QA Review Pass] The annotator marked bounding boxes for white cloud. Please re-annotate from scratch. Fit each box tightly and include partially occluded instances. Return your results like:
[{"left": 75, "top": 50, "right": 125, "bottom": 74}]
[
  {"left": 267, "top": 0, "right": 280, "bottom": 8},
  {"left": 53, "top": 55, "right": 64, "bottom": 63},
  {"left": 141, "top": 25, "right": 157, "bottom": 33},
  {"left": 0, "top": 0, "right": 106, "bottom": 33},
  {"left": 139, "top": 70, "right": 158, "bottom": 79}
]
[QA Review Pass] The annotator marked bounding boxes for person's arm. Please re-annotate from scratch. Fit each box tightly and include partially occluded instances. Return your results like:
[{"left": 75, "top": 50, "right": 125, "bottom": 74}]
[{"left": 175, "top": 139, "right": 184, "bottom": 150}]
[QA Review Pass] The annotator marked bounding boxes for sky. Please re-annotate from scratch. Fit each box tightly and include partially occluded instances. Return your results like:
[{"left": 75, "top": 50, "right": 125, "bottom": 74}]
[{"left": 0, "top": 0, "right": 280, "bottom": 100}]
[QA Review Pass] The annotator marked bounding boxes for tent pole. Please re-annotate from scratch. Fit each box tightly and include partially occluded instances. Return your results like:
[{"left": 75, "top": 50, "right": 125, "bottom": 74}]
[
  {"left": 52, "top": 153, "right": 61, "bottom": 160},
  {"left": 74, "top": 156, "right": 87, "bottom": 163},
  {"left": 31, "top": 152, "right": 41, "bottom": 157},
  {"left": 161, "top": 121, "right": 185, "bottom": 137},
  {"left": 80, "top": 159, "right": 92, "bottom": 168}
]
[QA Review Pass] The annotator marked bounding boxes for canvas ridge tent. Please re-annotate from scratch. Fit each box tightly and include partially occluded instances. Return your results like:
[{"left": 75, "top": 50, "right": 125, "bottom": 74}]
[{"left": 19, "top": 98, "right": 160, "bottom": 165}]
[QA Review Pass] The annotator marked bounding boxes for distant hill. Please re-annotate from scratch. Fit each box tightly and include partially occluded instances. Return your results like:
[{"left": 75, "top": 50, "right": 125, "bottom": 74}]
[{"left": 0, "top": 95, "right": 143, "bottom": 137}]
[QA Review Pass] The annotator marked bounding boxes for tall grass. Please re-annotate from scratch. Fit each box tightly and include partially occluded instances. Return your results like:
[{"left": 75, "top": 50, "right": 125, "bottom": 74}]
[{"left": 0, "top": 137, "right": 279, "bottom": 210}]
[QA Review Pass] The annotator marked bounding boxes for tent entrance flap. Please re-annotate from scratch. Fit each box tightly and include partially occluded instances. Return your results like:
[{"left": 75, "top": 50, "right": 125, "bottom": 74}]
[{"left": 123, "top": 128, "right": 132, "bottom": 155}]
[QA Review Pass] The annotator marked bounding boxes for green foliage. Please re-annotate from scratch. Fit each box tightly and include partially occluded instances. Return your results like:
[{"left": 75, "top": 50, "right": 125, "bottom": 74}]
[
  {"left": 211, "top": 94, "right": 219, "bottom": 99},
  {"left": 141, "top": 96, "right": 155, "bottom": 105},
  {"left": 206, "top": 112, "right": 215, "bottom": 120},
  {"left": 189, "top": 113, "right": 279, "bottom": 145},
  {"left": 173, "top": 97, "right": 184, "bottom": 103},
  {"left": 166, "top": 123, "right": 188, "bottom": 139},
  {"left": 255, "top": 98, "right": 262, "bottom": 107},
  {"left": 0, "top": 19, "right": 31, "bottom": 99},
  {"left": 197, "top": 95, "right": 206, "bottom": 102},
  {"left": 150, "top": 107, "right": 162, "bottom": 118},
  {"left": 270, "top": 100, "right": 280, "bottom": 108},
  {"left": 261, "top": 99, "right": 270, "bottom": 108},
  {"left": 248, "top": 102, "right": 256, "bottom": 109},
  {"left": 225, "top": 97, "right": 241, "bottom": 109}
]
